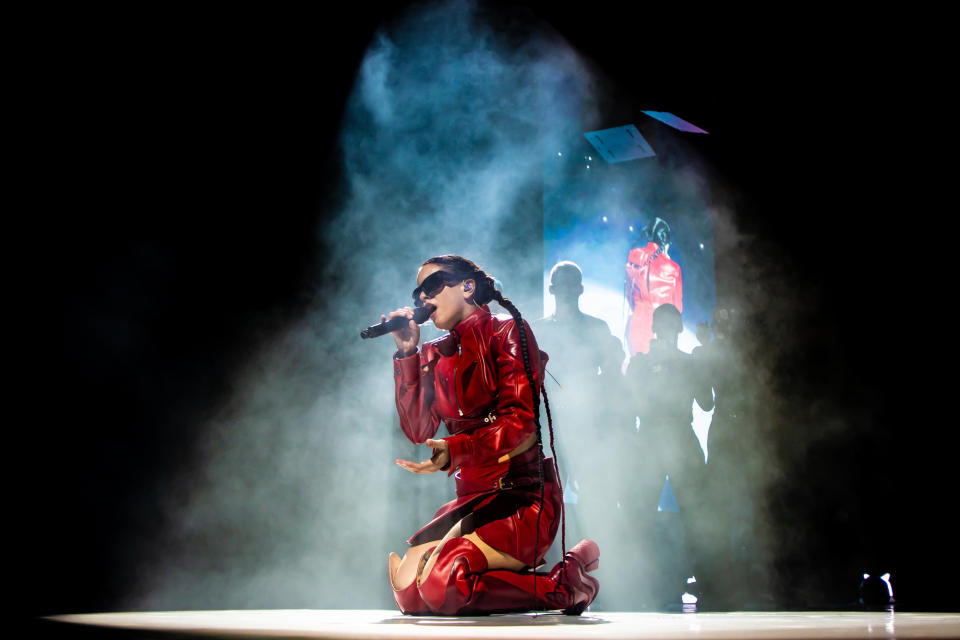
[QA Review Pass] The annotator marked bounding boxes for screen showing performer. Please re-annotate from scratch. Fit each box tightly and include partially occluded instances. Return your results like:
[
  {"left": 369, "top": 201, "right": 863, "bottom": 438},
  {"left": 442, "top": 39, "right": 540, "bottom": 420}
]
[
  {"left": 625, "top": 217, "right": 683, "bottom": 355},
  {"left": 542, "top": 131, "right": 716, "bottom": 365}
]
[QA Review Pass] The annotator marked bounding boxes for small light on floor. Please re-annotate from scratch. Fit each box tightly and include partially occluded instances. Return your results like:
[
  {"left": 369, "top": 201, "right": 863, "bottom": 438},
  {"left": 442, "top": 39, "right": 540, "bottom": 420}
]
[
  {"left": 880, "top": 573, "right": 894, "bottom": 598},
  {"left": 860, "top": 570, "right": 895, "bottom": 608}
]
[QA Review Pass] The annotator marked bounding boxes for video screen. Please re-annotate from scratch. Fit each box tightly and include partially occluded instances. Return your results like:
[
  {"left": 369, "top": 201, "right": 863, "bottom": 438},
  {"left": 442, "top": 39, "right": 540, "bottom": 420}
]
[
  {"left": 542, "top": 124, "right": 716, "bottom": 360},
  {"left": 540, "top": 123, "right": 717, "bottom": 464}
]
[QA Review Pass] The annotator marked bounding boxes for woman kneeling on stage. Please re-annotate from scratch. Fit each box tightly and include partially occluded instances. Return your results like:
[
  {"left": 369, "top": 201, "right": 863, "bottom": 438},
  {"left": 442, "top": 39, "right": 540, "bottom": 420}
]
[{"left": 385, "top": 254, "right": 600, "bottom": 616}]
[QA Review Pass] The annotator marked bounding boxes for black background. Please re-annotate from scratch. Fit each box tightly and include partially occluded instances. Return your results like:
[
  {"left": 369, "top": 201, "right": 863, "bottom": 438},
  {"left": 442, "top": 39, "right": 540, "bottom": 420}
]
[{"left": 19, "top": 2, "right": 953, "bottom": 618}]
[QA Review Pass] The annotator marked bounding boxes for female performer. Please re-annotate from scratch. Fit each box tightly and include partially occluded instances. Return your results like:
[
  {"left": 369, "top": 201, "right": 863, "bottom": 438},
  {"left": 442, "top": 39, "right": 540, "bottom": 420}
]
[
  {"left": 625, "top": 217, "right": 683, "bottom": 355},
  {"left": 385, "top": 255, "right": 600, "bottom": 616}
]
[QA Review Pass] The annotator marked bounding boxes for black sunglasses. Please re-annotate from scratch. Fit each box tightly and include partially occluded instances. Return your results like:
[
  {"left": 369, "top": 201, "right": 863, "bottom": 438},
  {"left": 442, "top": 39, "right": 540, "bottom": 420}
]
[{"left": 412, "top": 270, "right": 462, "bottom": 307}]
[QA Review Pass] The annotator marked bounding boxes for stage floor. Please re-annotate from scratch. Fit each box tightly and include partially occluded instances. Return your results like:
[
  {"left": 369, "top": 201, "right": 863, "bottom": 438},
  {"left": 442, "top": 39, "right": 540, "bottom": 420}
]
[{"left": 42, "top": 609, "right": 960, "bottom": 639}]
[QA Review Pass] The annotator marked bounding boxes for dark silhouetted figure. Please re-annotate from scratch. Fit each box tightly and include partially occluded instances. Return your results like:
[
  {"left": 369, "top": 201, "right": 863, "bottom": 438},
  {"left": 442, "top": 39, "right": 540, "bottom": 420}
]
[
  {"left": 693, "top": 307, "right": 758, "bottom": 609},
  {"left": 535, "top": 261, "right": 624, "bottom": 596},
  {"left": 625, "top": 303, "right": 712, "bottom": 609},
  {"left": 537, "top": 261, "right": 623, "bottom": 385}
]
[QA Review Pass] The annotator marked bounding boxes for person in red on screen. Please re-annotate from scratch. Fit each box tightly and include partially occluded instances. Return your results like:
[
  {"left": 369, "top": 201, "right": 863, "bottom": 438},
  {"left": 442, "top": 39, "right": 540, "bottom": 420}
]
[
  {"left": 384, "top": 254, "right": 600, "bottom": 616},
  {"left": 625, "top": 217, "right": 683, "bottom": 355}
]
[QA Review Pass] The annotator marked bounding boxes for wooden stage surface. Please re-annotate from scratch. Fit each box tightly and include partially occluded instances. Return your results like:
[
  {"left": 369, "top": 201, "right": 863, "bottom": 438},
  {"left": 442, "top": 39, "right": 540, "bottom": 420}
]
[{"left": 40, "top": 609, "right": 960, "bottom": 639}]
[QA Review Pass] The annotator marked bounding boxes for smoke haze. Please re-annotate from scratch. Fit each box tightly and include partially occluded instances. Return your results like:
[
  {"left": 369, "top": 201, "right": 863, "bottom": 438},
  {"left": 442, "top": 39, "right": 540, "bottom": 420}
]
[
  {"left": 71, "top": 0, "right": 921, "bottom": 615},
  {"left": 127, "top": 0, "right": 606, "bottom": 610}
]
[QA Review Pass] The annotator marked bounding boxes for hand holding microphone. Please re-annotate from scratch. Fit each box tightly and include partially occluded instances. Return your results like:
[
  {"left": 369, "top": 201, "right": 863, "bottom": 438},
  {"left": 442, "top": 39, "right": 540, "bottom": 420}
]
[{"left": 360, "top": 305, "right": 434, "bottom": 357}]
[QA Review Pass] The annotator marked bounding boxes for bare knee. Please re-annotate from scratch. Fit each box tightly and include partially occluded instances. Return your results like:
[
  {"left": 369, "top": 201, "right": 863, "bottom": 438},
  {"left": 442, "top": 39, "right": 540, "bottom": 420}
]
[
  {"left": 417, "top": 532, "right": 526, "bottom": 589},
  {"left": 390, "top": 542, "right": 437, "bottom": 590},
  {"left": 465, "top": 532, "right": 526, "bottom": 571}
]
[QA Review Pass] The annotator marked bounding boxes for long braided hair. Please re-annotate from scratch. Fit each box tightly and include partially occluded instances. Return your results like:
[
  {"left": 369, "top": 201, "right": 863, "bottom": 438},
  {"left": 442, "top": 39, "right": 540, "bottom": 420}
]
[{"left": 422, "top": 255, "right": 566, "bottom": 602}]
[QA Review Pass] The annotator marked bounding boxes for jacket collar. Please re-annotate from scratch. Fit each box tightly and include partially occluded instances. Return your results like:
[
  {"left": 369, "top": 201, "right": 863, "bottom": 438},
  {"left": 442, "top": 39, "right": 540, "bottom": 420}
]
[{"left": 449, "top": 304, "right": 491, "bottom": 340}]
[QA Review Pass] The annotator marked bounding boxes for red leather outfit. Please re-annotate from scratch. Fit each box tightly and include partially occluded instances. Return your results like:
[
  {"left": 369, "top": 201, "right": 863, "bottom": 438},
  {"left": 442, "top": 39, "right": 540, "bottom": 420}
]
[
  {"left": 391, "top": 305, "right": 598, "bottom": 615},
  {"left": 626, "top": 242, "right": 683, "bottom": 355}
]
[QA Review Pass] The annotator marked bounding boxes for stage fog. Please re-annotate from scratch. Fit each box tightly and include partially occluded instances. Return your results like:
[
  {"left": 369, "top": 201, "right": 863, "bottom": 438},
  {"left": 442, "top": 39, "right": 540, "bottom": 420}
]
[{"left": 124, "top": 1, "right": 794, "bottom": 612}]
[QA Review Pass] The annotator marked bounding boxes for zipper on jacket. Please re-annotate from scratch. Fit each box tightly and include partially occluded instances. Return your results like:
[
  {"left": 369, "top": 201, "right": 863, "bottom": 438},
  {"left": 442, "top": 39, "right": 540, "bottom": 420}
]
[{"left": 455, "top": 342, "right": 463, "bottom": 416}]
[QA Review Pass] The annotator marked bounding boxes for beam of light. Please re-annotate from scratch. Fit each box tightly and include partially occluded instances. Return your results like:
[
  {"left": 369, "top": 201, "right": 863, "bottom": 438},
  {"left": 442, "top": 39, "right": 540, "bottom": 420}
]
[{"left": 641, "top": 110, "right": 709, "bottom": 134}]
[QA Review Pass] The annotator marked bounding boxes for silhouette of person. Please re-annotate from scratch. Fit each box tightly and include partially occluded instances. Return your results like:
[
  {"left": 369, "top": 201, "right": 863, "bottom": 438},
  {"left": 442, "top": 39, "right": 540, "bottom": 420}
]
[
  {"left": 695, "top": 308, "right": 745, "bottom": 477},
  {"left": 626, "top": 303, "right": 711, "bottom": 608},
  {"left": 537, "top": 261, "right": 623, "bottom": 384},
  {"left": 535, "top": 261, "right": 624, "bottom": 577},
  {"left": 693, "top": 307, "right": 756, "bottom": 608},
  {"left": 625, "top": 218, "right": 683, "bottom": 356}
]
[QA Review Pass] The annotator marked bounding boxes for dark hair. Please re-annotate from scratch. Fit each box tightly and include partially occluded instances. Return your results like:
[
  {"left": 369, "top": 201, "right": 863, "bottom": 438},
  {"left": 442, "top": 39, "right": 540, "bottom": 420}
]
[
  {"left": 422, "top": 255, "right": 501, "bottom": 307},
  {"left": 549, "top": 260, "right": 583, "bottom": 287},
  {"left": 652, "top": 303, "right": 682, "bottom": 336},
  {"left": 422, "top": 255, "right": 566, "bottom": 588},
  {"left": 635, "top": 216, "right": 672, "bottom": 250}
]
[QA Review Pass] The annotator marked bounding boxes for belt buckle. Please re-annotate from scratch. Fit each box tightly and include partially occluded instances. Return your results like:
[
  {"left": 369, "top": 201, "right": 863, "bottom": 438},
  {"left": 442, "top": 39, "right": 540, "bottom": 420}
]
[
  {"left": 496, "top": 477, "right": 515, "bottom": 490},
  {"left": 483, "top": 412, "right": 497, "bottom": 424}
]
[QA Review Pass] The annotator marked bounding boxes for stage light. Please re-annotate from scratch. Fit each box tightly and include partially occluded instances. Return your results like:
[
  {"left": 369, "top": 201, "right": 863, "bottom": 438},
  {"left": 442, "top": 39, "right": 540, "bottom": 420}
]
[
  {"left": 880, "top": 573, "right": 894, "bottom": 599},
  {"left": 859, "top": 571, "right": 895, "bottom": 609},
  {"left": 602, "top": 216, "right": 607, "bottom": 222},
  {"left": 681, "top": 575, "right": 700, "bottom": 612}
]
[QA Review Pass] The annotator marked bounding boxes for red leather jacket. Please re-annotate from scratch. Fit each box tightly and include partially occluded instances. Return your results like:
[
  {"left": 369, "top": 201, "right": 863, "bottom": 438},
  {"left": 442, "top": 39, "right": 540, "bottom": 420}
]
[
  {"left": 393, "top": 305, "right": 546, "bottom": 494},
  {"left": 626, "top": 242, "right": 683, "bottom": 313}
]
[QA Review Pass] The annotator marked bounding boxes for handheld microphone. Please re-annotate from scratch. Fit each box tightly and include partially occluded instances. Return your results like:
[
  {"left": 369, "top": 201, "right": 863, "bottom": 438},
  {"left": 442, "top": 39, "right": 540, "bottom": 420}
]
[{"left": 360, "top": 305, "right": 434, "bottom": 340}]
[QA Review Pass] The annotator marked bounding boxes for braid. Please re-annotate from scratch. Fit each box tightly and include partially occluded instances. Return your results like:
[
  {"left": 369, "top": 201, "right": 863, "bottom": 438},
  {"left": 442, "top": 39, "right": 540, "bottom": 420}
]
[
  {"left": 491, "top": 287, "right": 560, "bottom": 607},
  {"left": 541, "top": 385, "right": 565, "bottom": 583}
]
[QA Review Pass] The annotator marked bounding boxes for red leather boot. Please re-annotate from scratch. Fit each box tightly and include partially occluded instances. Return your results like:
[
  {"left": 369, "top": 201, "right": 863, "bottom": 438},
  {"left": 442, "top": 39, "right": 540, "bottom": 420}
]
[
  {"left": 549, "top": 538, "right": 601, "bottom": 614},
  {"left": 388, "top": 552, "right": 432, "bottom": 615},
  {"left": 417, "top": 537, "right": 600, "bottom": 615},
  {"left": 417, "top": 538, "right": 490, "bottom": 615}
]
